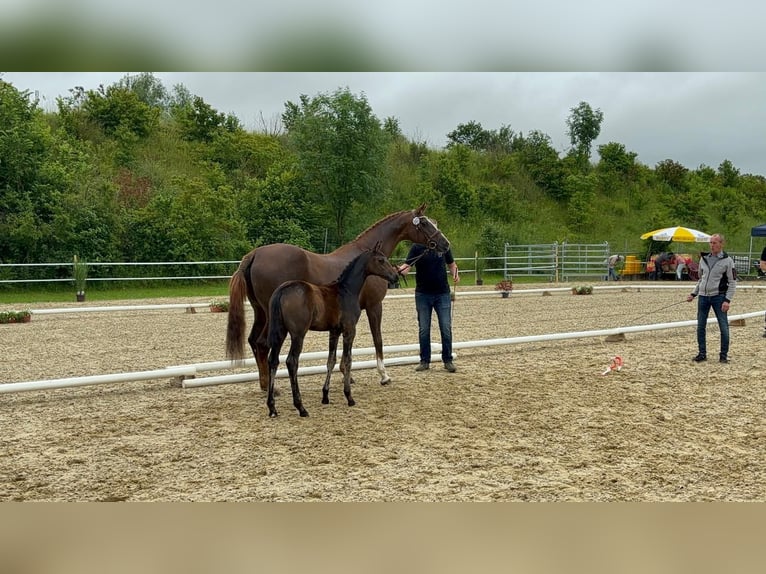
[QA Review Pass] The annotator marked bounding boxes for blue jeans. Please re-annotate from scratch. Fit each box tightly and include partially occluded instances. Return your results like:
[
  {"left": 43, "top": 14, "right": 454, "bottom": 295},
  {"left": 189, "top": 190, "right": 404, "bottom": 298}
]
[
  {"left": 696, "top": 294, "right": 730, "bottom": 358},
  {"left": 415, "top": 291, "right": 453, "bottom": 364}
]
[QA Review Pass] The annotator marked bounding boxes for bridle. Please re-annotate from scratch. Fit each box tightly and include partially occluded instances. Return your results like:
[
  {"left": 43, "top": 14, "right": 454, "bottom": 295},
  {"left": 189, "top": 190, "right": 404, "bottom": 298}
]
[{"left": 413, "top": 216, "right": 444, "bottom": 252}]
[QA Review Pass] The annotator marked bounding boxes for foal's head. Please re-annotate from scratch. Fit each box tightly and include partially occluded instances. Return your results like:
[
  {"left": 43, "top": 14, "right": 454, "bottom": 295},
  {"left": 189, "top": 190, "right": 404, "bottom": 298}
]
[{"left": 364, "top": 242, "right": 399, "bottom": 284}]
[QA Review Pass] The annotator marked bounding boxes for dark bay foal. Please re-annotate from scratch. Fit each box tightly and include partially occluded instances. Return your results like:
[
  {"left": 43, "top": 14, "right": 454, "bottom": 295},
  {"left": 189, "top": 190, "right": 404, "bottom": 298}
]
[{"left": 266, "top": 243, "right": 400, "bottom": 417}]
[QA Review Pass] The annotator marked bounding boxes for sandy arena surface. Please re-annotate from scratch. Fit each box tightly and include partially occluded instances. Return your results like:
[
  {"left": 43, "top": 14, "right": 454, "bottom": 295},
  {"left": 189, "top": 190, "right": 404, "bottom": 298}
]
[{"left": 2, "top": 282, "right": 765, "bottom": 501}]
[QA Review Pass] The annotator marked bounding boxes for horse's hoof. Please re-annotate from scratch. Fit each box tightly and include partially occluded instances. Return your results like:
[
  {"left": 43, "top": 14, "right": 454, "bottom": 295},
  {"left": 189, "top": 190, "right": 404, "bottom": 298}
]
[
  {"left": 322, "top": 397, "right": 329, "bottom": 405},
  {"left": 269, "top": 411, "right": 278, "bottom": 418},
  {"left": 380, "top": 376, "right": 391, "bottom": 386},
  {"left": 300, "top": 410, "right": 309, "bottom": 417},
  {"left": 347, "top": 399, "right": 356, "bottom": 407}
]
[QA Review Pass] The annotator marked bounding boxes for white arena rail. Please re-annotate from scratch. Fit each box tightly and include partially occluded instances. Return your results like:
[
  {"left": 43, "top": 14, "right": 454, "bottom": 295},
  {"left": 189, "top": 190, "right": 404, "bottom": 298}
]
[
  {"left": 24, "top": 283, "right": 766, "bottom": 317},
  {"left": 31, "top": 303, "right": 213, "bottom": 315}
]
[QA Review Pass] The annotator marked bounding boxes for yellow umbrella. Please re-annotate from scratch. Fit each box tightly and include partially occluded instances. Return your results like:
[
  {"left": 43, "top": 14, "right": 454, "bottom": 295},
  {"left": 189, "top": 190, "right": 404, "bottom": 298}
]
[{"left": 640, "top": 226, "right": 711, "bottom": 243}]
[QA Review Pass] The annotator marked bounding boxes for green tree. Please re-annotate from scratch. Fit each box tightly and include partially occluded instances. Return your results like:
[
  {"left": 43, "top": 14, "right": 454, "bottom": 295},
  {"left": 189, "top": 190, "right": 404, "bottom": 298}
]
[
  {"left": 565, "top": 173, "right": 597, "bottom": 234},
  {"left": 486, "top": 124, "right": 516, "bottom": 154},
  {"left": 207, "top": 129, "right": 288, "bottom": 184},
  {"left": 117, "top": 72, "right": 170, "bottom": 111},
  {"left": 447, "top": 121, "right": 515, "bottom": 154},
  {"left": 718, "top": 159, "right": 740, "bottom": 188},
  {"left": 123, "top": 178, "right": 248, "bottom": 261},
  {"left": 597, "top": 142, "right": 638, "bottom": 177},
  {"left": 655, "top": 159, "right": 689, "bottom": 193},
  {"left": 282, "top": 87, "right": 387, "bottom": 244},
  {"left": 81, "top": 84, "right": 160, "bottom": 139},
  {"left": 172, "top": 95, "right": 240, "bottom": 143},
  {"left": 447, "top": 121, "right": 491, "bottom": 151},
  {"left": 430, "top": 152, "right": 474, "bottom": 218},
  {"left": 566, "top": 101, "right": 603, "bottom": 165},
  {"left": 238, "top": 165, "right": 322, "bottom": 249},
  {"left": 1, "top": 81, "right": 73, "bottom": 262},
  {"left": 515, "top": 130, "right": 565, "bottom": 199}
]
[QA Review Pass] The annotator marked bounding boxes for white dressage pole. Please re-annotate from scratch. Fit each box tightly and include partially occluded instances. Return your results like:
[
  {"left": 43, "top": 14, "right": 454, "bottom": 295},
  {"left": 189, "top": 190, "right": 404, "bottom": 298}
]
[
  {"left": 181, "top": 355, "right": 424, "bottom": 388},
  {"left": 167, "top": 343, "right": 424, "bottom": 373},
  {"left": 4, "top": 310, "right": 764, "bottom": 395},
  {"left": 0, "top": 365, "right": 197, "bottom": 394}
]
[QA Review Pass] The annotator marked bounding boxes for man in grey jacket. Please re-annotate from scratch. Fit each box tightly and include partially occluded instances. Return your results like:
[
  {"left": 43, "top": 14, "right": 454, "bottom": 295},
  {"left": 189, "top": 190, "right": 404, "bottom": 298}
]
[{"left": 686, "top": 234, "right": 737, "bottom": 363}]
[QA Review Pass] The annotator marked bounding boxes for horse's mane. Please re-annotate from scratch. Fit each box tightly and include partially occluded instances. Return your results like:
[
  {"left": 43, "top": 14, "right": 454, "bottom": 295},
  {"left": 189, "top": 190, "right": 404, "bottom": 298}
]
[
  {"left": 350, "top": 209, "right": 412, "bottom": 243},
  {"left": 330, "top": 249, "right": 372, "bottom": 286}
]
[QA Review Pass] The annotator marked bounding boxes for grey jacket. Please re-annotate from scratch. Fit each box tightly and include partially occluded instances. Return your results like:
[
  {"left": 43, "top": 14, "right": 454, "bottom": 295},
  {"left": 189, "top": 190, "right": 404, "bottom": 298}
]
[{"left": 691, "top": 251, "right": 736, "bottom": 302}]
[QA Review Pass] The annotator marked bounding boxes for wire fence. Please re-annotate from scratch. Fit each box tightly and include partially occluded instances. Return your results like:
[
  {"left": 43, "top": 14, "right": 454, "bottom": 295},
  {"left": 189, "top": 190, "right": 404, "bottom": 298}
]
[{"left": 1, "top": 249, "right": 761, "bottom": 288}]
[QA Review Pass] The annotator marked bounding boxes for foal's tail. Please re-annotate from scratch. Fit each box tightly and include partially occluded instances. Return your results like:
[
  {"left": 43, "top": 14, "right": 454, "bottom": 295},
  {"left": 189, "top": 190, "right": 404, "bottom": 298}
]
[
  {"left": 266, "top": 288, "right": 286, "bottom": 351},
  {"left": 225, "top": 250, "right": 255, "bottom": 363}
]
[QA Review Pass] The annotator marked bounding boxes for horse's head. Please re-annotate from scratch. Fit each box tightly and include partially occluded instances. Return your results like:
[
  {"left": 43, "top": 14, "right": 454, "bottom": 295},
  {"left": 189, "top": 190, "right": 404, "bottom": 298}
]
[
  {"left": 366, "top": 241, "right": 399, "bottom": 283},
  {"left": 409, "top": 204, "right": 451, "bottom": 254}
]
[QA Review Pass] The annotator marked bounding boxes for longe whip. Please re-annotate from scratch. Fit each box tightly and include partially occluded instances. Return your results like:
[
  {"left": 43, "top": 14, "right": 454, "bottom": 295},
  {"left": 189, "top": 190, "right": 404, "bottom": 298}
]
[{"left": 625, "top": 299, "right": 687, "bottom": 326}]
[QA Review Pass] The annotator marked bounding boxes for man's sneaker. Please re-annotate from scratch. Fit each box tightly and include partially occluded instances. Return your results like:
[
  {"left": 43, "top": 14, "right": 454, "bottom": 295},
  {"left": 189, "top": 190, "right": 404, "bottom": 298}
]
[
  {"left": 415, "top": 362, "right": 430, "bottom": 372},
  {"left": 692, "top": 354, "right": 707, "bottom": 362},
  {"left": 444, "top": 361, "right": 457, "bottom": 373},
  {"left": 719, "top": 356, "right": 729, "bottom": 364}
]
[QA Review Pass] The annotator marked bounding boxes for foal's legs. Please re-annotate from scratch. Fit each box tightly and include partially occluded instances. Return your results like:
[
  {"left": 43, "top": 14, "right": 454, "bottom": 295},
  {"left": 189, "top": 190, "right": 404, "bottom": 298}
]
[
  {"left": 341, "top": 328, "right": 356, "bottom": 407},
  {"left": 266, "top": 336, "right": 283, "bottom": 418},
  {"left": 322, "top": 330, "right": 340, "bottom": 405},
  {"left": 285, "top": 335, "right": 309, "bottom": 417},
  {"left": 365, "top": 303, "right": 391, "bottom": 385}
]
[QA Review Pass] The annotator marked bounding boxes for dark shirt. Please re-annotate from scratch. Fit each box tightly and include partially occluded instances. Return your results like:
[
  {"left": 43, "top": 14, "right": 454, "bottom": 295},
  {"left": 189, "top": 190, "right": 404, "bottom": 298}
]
[{"left": 405, "top": 244, "right": 455, "bottom": 295}]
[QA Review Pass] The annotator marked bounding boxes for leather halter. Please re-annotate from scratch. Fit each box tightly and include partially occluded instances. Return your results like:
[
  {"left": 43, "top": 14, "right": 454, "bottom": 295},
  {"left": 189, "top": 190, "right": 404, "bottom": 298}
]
[{"left": 413, "top": 216, "right": 443, "bottom": 252}]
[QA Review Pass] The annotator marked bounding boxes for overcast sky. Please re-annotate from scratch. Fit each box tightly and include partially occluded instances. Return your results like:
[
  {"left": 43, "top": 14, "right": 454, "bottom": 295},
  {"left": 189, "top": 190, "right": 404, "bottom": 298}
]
[{"left": 5, "top": 72, "right": 766, "bottom": 176}]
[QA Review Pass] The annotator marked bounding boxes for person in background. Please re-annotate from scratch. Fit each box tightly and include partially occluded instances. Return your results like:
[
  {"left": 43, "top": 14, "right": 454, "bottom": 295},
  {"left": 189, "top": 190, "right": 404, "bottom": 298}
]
[
  {"left": 675, "top": 254, "right": 689, "bottom": 280},
  {"left": 686, "top": 234, "right": 736, "bottom": 363},
  {"left": 655, "top": 251, "right": 676, "bottom": 279},
  {"left": 654, "top": 251, "right": 672, "bottom": 279},
  {"left": 760, "top": 245, "right": 766, "bottom": 337},
  {"left": 397, "top": 242, "right": 459, "bottom": 373},
  {"left": 606, "top": 254, "right": 623, "bottom": 281}
]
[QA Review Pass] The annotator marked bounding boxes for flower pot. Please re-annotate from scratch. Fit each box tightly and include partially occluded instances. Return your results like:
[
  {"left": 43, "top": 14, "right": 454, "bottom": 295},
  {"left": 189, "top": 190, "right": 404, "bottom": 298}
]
[
  {"left": 476, "top": 279, "right": 483, "bottom": 286},
  {"left": 501, "top": 291, "right": 510, "bottom": 298},
  {"left": 76, "top": 292, "right": 86, "bottom": 302}
]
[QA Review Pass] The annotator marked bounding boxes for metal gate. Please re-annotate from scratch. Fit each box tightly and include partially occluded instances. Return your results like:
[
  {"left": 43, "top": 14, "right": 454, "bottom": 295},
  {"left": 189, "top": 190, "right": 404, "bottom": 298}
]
[
  {"left": 503, "top": 243, "right": 559, "bottom": 281},
  {"left": 503, "top": 242, "right": 611, "bottom": 282},
  {"left": 559, "top": 241, "right": 611, "bottom": 281}
]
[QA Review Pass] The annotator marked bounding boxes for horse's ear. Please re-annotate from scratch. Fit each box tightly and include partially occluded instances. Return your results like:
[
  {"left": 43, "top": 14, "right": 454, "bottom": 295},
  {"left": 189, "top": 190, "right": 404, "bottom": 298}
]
[
  {"left": 374, "top": 240, "right": 383, "bottom": 253},
  {"left": 416, "top": 203, "right": 427, "bottom": 215}
]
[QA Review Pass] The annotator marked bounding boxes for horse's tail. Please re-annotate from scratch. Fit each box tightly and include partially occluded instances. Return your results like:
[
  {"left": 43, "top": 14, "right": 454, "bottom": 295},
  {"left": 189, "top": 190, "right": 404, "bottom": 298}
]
[{"left": 225, "top": 250, "right": 254, "bottom": 363}]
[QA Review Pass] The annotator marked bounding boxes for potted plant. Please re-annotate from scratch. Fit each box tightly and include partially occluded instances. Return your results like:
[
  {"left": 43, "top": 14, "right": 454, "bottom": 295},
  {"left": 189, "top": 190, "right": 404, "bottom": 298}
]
[
  {"left": 209, "top": 299, "right": 230, "bottom": 313},
  {"left": 0, "top": 310, "right": 32, "bottom": 324},
  {"left": 73, "top": 255, "right": 88, "bottom": 302},
  {"left": 475, "top": 250, "right": 484, "bottom": 285},
  {"left": 571, "top": 285, "right": 593, "bottom": 295},
  {"left": 495, "top": 279, "right": 513, "bottom": 298}
]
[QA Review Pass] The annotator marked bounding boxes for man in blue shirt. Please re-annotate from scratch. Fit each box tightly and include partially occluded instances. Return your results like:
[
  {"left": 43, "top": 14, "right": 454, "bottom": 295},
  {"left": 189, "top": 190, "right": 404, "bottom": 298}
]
[{"left": 398, "top": 243, "right": 460, "bottom": 372}]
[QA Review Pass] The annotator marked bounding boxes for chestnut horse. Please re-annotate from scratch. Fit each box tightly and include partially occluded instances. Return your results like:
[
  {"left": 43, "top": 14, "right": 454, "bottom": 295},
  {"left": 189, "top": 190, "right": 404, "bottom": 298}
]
[
  {"left": 225, "top": 204, "right": 451, "bottom": 391},
  {"left": 266, "top": 243, "right": 399, "bottom": 417}
]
